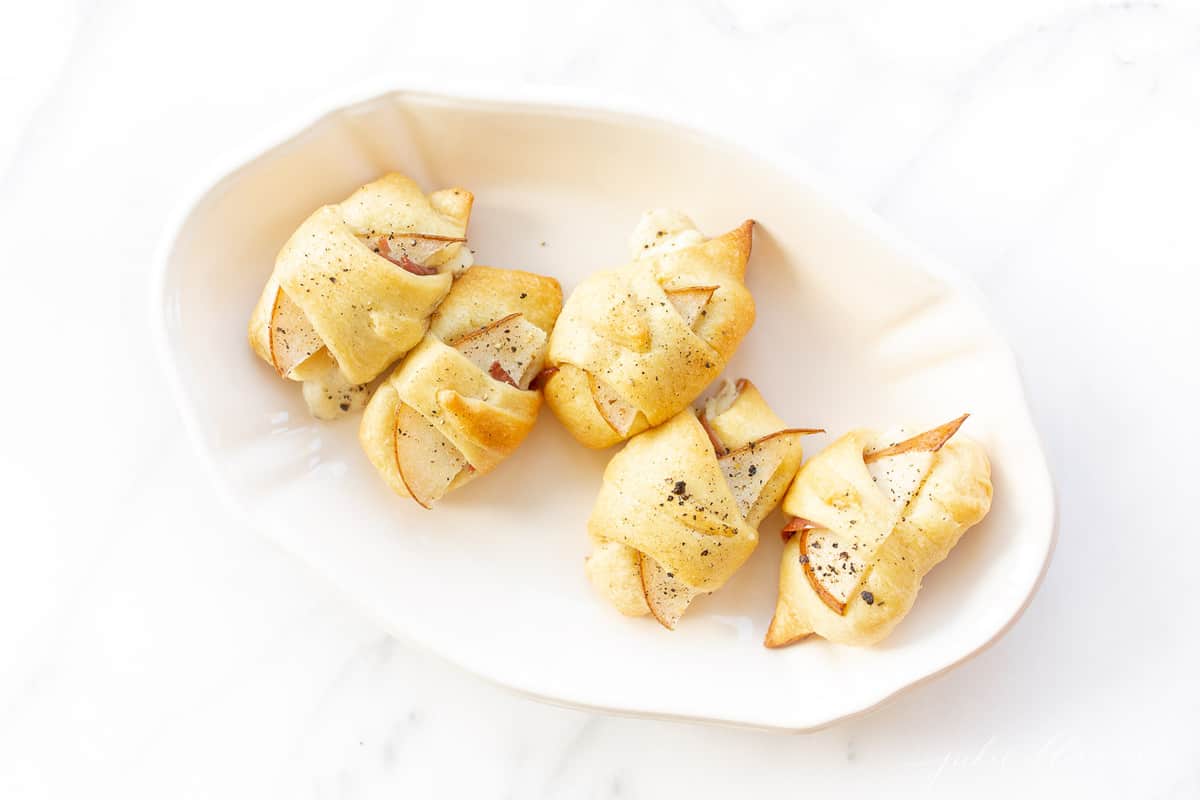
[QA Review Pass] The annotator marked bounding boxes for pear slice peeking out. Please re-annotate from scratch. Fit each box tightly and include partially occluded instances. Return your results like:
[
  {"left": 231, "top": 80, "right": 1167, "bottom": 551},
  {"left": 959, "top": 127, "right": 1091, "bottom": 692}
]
[
  {"left": 696, "top": 409, "right": 729, "bottom": 456},
  {"left": 641, "top": 423, "right": 815, "bottom": 629},
  {"left": 589, "top": 373, "right": 639, "bottom": 436},
  {"left": 796, "top": 527, "right": 865, "bottom": 616},
  {"left": 449, "top": 313, "right": 548, "bottom": 390},
  {"left": 393, "top": 401, "right": 469, "bottom": 509},
  {"left": 268, "top": 288, "right": 324, "bottom": 378},
  {"left": 863, "top": 414, "right": 967, "bottom": 464},
  {"left": 799, "top": 415, "right": 968, "bottom": 614},
  {"left": 664, "top": 285, "right": 717, "bottom": 329},
  {"left": 365, "top": 233, "right": 467, "bottom": 275},
  {"left": 718, "top": 429, "right": 816, "bottom": 522},
  {"left": 640, "top": 554, "right": 704, "bottom": 630}
]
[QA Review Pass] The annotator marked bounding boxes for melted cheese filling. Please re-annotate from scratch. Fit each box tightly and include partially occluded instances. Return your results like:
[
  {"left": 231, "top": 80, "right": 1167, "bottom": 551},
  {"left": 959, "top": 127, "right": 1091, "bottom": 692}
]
[
  {"left": 629, "top": 209, "right": 705, "bottom": 259},
  {"left": 291, "top": 350, "right": 369, "bottom": 420}
]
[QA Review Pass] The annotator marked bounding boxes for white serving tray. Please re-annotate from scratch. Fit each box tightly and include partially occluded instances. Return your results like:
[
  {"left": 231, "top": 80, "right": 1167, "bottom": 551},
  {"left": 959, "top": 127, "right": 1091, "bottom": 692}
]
[{"left": 152, "top": 83, "right": 1055, "bottom": 731}]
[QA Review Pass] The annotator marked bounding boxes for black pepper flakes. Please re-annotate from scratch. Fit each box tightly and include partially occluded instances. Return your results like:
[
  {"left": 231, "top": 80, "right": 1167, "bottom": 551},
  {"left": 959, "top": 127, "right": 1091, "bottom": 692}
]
[
  {"left": 672, "top": 480, "right": 687, "bottom": 496},
  {"left": 860, "top": 591, "right": 874, "bottom": 605}
]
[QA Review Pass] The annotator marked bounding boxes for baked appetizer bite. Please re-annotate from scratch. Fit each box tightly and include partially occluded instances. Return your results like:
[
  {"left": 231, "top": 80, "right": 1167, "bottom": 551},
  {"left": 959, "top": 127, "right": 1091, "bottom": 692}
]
[
  {"left": 359, "top": 266, "right": 562, "bottom": 508},
  {"left": 248, "top": 173, "right": 474, "bottom": 419},
  {"left": 765, "top": 416, "right": 993, "bottom": 648},
  {"left": 543, "top": 210, "right": 756, "bottom": 448},
  {"left": 585, "top": 379, "right": 817, "bottom": 629}
]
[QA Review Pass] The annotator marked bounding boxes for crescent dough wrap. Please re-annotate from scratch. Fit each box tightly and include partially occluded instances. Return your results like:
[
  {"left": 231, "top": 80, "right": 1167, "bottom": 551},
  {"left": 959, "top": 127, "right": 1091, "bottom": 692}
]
[
  {"left": 586, "top": 380, "right": 811, "bottom": 628},
  {"left": 248, "top": 173, "right": 474, "bottom": 419},
  {"left": 765, "top": 423, "right": 993, "bottom": 647},
  {"left": 359, "top": 266, "right": 563, "bottom": 508},
  {"left": 544, "top": 210, "right": 756, "bottom": 448}
]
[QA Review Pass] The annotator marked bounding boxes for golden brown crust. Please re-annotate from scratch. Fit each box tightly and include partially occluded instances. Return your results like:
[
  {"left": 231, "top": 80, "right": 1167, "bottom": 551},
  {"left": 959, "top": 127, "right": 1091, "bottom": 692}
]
[
  {"left": 585, "top": 381, "right": 806, "bottom": 620},
  {"left": 541, "top": 365, "right": 650, "bottom": 449},
  {"left": 587, "top": 410, "right": 759, "bottom": 590},
  {"left": 358, "top": 266, "right": 562, "bottom": 504},
  {"left": 431, "top": 266, "right": 562, "bottom": 340},
  {"left": 339, "top": 175, "right": 473, "bottom": 240},
  {"left": 763, "top": 610, "right": 811, "bottom": 649},
  {"left": 864, "top": 414, "right": 967, "bottom": 463},
  {"left": 765, "top": 431, "right": 993, "bottom": 647},
  {"left": 436, "top": 389, "right": 540, "bottom": 463},
  {"left": 247, "top": 173, "right": 474, "bottom": 387},
  {"left": 545, "top": 219, "right": 755, "bottom": 448}
]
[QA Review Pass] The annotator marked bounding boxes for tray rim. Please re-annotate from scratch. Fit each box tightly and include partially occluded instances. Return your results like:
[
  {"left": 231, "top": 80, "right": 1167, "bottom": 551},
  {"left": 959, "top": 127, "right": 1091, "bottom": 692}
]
[{"left": 149, "top": 78, "right": 1058, "bottom": 733}]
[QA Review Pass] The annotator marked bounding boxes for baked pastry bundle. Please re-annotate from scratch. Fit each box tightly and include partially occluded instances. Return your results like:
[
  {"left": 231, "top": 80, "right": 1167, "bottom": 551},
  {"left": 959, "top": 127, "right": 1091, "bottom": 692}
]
[
  {"left": 248, "top": 173, "right": 473, "bottom": 419},
  {"left": 246, "top": 176, "right": 999, "bottom": 650},
  {"left": 359, "top": 266, "right": 562, "bottom": 508},
  {"left": 543, "top": 210, "right": 756, "bottom": 448},
  {"left": 765, "top": 416, "right": 993, "bottom": 647},
  {"left": 585, "top": 380, "right": 816, "bottom": 628}
]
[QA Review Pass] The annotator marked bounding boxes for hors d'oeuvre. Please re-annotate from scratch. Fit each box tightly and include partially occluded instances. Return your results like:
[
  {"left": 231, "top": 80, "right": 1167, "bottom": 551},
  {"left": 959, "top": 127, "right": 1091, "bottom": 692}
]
[
  {"left": 765, "top": 416, "right": 993, "bottom": 647},
  {"left": 586, "top": 380, "right": 817, "bottom": 628},
  {"left": 249, "top": 173, "right": 473, "bottom": 419},
  {"left": 543, "top": 210, "right": 756, "bottom": 448},
  {"left": 359, "top": 266, "right": 562, "bottom": 508}
]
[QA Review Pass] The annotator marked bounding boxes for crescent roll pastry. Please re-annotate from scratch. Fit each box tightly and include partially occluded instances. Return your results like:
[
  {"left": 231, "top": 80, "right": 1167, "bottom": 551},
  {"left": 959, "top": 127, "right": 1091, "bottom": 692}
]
[
  {"left": 359, "top": 266, "right": 563, "bottom": 508},
  {"left": 543, "top": 210, "right": 756, "bottom": 448},
  {"left": 248, "top": 173, "right": 474, "bottom": 419},
  {"left": 585, "top": 379, "right": 816, "bottom": 629},
  {"left": 765, "top": 416, "right": 993, "bottom": 648}
]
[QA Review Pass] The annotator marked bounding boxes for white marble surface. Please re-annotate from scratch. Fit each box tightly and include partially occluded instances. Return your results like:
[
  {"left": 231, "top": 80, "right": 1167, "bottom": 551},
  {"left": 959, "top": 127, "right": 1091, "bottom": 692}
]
[{"left": 1, "top": 0, "right": 1198, "bottom": 796}]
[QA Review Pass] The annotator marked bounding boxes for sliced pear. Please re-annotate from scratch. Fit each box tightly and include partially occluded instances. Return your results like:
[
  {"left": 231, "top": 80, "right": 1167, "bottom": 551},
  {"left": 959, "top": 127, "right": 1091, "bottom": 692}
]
[
  {"left": 449, "top": 313, "right": 548, "bottom": 390},
  {"left": 640, "top": 554, "right": 704, "bottom": 630},
  {"left": 364, "top": 233, "right": 467, "bottom": 275},
  {"left": 393, "top": 401, "right": 469, "bottom": 509},
  {"left": 664, "top": 285, "right": 717, "bottom": 329},
  {"left": 780, "top": 516, "right": 820, "bottom": 542},
  {"left": 696, "top": 408, "right": 729, "bottom": 457},
  {"left": 717, "top": 429, "right": 818, "bottom": 522},
  {"left": 377, "top": 236, "right": 438, "bottom": 275},
  {"left": 800, "top": 415, "right": 969, "bottom": 614},
  {"left": 589, "top": 373, "right": 639, "bottom": 436},
  {"left": 797, "top": 527, "right": 864, "bottom": 615},
  {"left": 864, "top": 414, "right": 968, "bottom": 509},
  {"left": 867, "top": 448, "right": 935, "bottom": 510},
  {"left": 864, "top": 414, "right": 967, "bottom": 463},
  {"left": 267, "top": 288, "right": 324, "bottom": 378}
]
